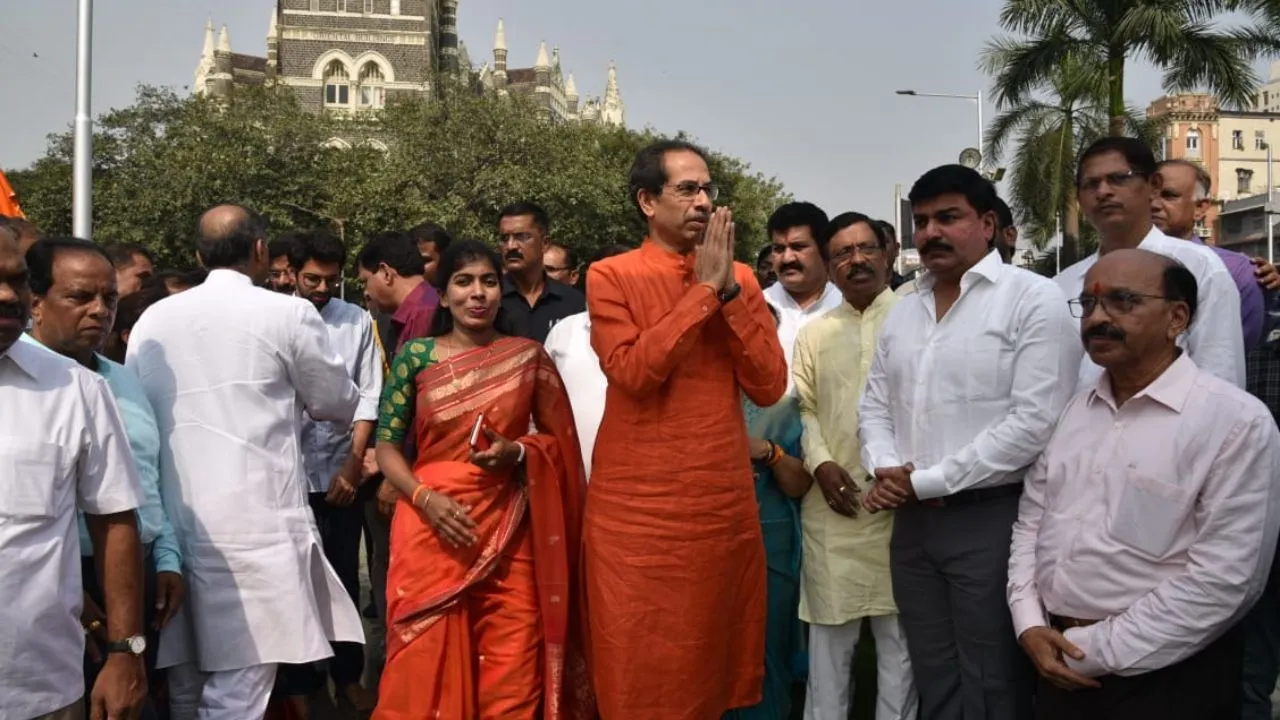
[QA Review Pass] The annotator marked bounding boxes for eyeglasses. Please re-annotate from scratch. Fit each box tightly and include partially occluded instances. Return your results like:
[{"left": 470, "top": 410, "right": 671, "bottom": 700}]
[
  {"left": 500, "top": 232, "right": 539, "bottom": 245},
  {"left": 1078, "top": 170, "right": 1146, "bottom": 193},
  {"left": 664, "top": 181, "right": 719, "bottom": 202},
  {"left": 1068, "top": 290, "right": 1168, "bottom": 318},
  {"left": 830, "top": 243, "right": 884, "bottom": 262}
]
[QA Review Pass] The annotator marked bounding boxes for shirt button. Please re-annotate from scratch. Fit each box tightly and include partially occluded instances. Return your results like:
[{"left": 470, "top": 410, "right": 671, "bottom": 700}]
[{"left": 702, "top": 305, "right": 709, "bottom": 313}]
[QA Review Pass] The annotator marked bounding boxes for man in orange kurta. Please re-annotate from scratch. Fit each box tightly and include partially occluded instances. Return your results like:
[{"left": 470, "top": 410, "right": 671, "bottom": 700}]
[{"left": 585, "top": 139, "right": 788, "bottom": 719}]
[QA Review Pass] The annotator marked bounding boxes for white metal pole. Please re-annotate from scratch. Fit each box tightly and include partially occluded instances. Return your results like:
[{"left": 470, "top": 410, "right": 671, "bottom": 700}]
[
  {"left": 976, "top": 89, "right": 984, "bottom": 160},
  {"left": 893, "top": 183, "right": 902, "bottom": 274},
  {"left": 72, "top": 0, "right": 94, "bottom": 241},
  {"left": 1055, "top": 212, "right": 1062, "bottom": 275},
  {"left": 1269, "top": 143, "right": 1274, "bottom": 265}
]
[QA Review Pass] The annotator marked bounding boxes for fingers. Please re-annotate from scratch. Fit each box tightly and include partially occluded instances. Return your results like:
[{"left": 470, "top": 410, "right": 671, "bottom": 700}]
[
  {"left": 1050, "top": 633, "right": 1087, "bottom": 661},
  {"left": 90, "top": 694, "right": 106, "bottom": 720}
]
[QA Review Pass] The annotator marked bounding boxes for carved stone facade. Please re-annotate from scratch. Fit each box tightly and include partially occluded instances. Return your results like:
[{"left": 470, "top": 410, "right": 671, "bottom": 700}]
[{"left": 194, "top": 2, "right": 624, "bottom": 127}]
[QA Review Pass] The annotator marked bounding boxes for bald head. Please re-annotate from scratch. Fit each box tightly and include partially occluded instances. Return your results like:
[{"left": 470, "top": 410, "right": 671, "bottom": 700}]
[
  {"left": 1079, "top": 248, "right": 1195, "bottom": 373},
  {"left": 195, "top": 204, "right": 269, "bottom": 282},
  {"left": 0, "top": 216, "right": 40, "bottom": 253}
]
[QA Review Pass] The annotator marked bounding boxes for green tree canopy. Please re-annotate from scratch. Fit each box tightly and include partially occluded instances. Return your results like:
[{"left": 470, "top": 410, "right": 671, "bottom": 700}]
[{"left": 9, "top": 85, "right": 788, "bottom": 272}]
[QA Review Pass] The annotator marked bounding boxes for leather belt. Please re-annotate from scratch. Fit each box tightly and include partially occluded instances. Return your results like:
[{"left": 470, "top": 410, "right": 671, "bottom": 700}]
[
  {"left": 921, "top": 482, "right": 1024, "bottom": 508},
  {"left": 1049, "top": 614, "right": 1101, "bottom": 632}
]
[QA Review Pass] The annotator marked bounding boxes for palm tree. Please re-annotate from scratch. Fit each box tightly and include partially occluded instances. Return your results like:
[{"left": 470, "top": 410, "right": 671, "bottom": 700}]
[
  {"left": 983, "top": 57, "right": 1161, "bottom": 262},
  {"left": 985, "top": 0, "right": 1280, "bottom": 137}
]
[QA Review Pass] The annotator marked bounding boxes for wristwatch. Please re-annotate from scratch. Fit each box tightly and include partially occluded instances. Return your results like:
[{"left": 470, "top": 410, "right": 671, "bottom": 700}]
[
  {"left": 104, "top": 635, "right": 147, "bottom": 656},
  {"left": 717, "top": 282, "right": 742, "bottom": 305}
]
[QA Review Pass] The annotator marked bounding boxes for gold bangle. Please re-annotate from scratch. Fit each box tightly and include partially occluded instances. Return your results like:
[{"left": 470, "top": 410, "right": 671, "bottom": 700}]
[{"left": 411, "top": 484, "right": 430, "bottom": 508}]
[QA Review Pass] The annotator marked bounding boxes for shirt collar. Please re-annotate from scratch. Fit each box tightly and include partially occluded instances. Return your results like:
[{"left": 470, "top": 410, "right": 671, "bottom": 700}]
[
  {"left": 1090, "top": 352, "right": 1198, "bottom": 412},
  {"left": 204, "top": 268, "right": 253, "bottom": 286},
  {"left": 503, "top": 274, "right": 563, "bottom": 301},
  {"left": 392, "top": 280, "right": 433, "bottom": 324},
  {"left": 763, "top": 281, "right": 838, "bottom": 312},
  {"left": 916, "top": 248, "right": 1004, "bottom": 293},
  {"left": 639, "top": 236, "right": 696, "bottom": 272},
  {"left": 3, "top": 334, "right": 56, "bottom": 380}
]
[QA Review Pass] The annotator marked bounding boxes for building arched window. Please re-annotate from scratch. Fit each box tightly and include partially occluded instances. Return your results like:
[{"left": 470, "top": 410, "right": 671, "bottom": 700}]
[
  {"left": 1186, "top": 128, "right": 1202, "bottom": 159},
  {"left": 359, "top": 62, "right": 386, "bottom": 109},
  {"left": 324, "top": 60, "right": 351, "bottom": 107}
]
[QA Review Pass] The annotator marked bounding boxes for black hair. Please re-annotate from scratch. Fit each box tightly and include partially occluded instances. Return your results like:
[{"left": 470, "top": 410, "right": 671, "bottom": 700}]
[
  {"left": 99, "top": 241, "right": 155, "bottom": 269},
  {"left": 627, "top": 139, "right": 711, "bottom": 221},
  {"left": 268, "top": 232, "right": 303, "bottom": 261},
  {"left": 756, "top": 244, "right": 774, "bottom": 267},
  {"left": 908, "top": 164, "right": 1000, "bottom": 219},
  {"left": 767, "top": 202, "right": 829, "bottom": 246},
  {"left": 113, "top": 283, "right": 170, "bottom": 334},
  {"left": 993, "top": 197, "right": 1015, "bottom": 231},
  {"left": 146, "top": 268, "right": 208, "bottom": 293},
  {"left": 407, "top": 222, "right": 453, "bottom": 252},
  {"left": 356, "top": 231, "right": 424, "bottom": 278},
  {"left": 1162, "top": 259, "right": 1199, "bottom": 325},
  {"left": 1076, "top": 136, "right": 1158, "bottom": 186},
  {"left": 498, "top": 202, "right": 550, "bottom": 235},
  {"left": 287, "top": 230, "right": 347, "bottom": 272},
  {"left": 24, "top": 237, "right": 113, "bottom": 295},
  {"left": 427, "top": 239, "right": 517, "bottom": 337},
  {"left": 1157, "top": 158, "right": 1213, "bottom": 197},
  {"left": 874, "top": 219, "right": 897, "bottom": 243},
  {"left": 546, "top": 242, "right": 579, "bottom": 270},
  {"left": 817, "top": 212, "right": 887, "bottom": 262},
  {"left": 197, "top": 207, "right": 268, "bottom": 269}
]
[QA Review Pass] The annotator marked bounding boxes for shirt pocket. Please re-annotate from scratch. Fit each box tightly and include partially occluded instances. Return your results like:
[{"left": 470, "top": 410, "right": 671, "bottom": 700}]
[
  {"left": 960, "top": 337, "right": 1011, "bottom": 401},
  {"left": 0, "top": 440, "right": 65, "bottom": 518},
  {"left": 1109, "top": 473, "right": 1194, "bottom": 559}
]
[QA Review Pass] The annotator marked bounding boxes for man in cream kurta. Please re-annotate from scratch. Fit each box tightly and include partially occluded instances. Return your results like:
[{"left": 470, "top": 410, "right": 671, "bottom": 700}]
[
  {"left": 793, "top": 212, "right": 917, "bottom": 720},
  {"left": 126, "top": 206, "right": 363, "bottom": 719}
]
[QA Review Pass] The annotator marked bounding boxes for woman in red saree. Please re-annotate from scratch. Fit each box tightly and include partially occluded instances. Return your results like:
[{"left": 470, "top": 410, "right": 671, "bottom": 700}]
[{"left": 371, "top": 239, "right": 593, "bottom": 719}]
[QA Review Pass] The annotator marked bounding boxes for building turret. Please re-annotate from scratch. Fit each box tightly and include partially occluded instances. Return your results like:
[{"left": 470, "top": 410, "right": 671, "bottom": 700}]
[
  {"left": 534, "top": 40, "right": 551, "bottom": 85},
  {"left": 601, "top": 61, "right": 625, "bottom": 126},
  {"left": 439, "top": 0, "right": 459, "bottom": 72},
  {"left": 566, "top": 72, "right": 579, "bottom": 116},
  {"left": 211, "top": 25, "right": 235, "bottom": 98},
  {"left": 193, "top": 17, "right": 215, "bottom": 94},
  {"left": 266, "top": 8, "right": 279, "bottom": 79},
  {"left": 492, "top": 18, "right": 508, "bottom": 92}
]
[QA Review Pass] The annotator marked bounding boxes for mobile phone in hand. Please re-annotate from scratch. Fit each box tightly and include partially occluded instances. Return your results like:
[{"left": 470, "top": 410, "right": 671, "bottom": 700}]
[{"left": 469, "top": 413, "right": 492, "bottom": 451}]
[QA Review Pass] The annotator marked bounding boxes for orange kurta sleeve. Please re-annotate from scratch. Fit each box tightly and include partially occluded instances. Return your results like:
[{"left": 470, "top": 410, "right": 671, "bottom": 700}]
[
  {"left": 720, "top": 264, "right": 787, "bottom": 407},
  {"left": 587, "top": 260, "right": 720, "bottom": 398}
]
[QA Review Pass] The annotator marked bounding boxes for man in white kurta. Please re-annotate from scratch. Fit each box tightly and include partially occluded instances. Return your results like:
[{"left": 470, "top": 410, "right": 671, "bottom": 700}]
[
  {"left": 126, "top": 205, "right": 362, "bottom": 719},
  {"left": 793, "top": 212, "right": 916, "bottom": 720}
]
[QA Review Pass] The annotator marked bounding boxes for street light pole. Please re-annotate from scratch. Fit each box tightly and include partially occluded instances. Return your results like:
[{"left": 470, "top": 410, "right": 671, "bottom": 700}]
[
  {"left": 896, "top": 88, "right": 984, "bottom": 158},
  {"left": 1268, "top": 141, "right": 1274, "bottom": 265},
  {"left": 73, "top": 0, "right": 94, "bottom": 241}
]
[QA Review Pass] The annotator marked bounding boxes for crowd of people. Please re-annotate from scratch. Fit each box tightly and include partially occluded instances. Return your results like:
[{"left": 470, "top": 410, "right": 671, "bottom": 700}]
[{"left": 4, "top": 134, "right": 1280, "bottom": 720}]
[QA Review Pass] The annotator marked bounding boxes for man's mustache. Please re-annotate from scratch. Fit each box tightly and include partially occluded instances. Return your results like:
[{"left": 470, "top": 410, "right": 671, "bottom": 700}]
[
  {"left": 779, "top": 262, "right": 804, "bottom": 275},
  {"left": 845, "top": 263, "right": 874, "bottom": 280},
  {"left": 504, "top": 250, "right": 523, "bottom": 261},
  {"left": 920, "top": 239, "right": 954, "bottom": 255},
  {"left": 1082, "top": 323, "right": 1125, "bottom": 343},
  {"left": 0, "top": 302, "right": 25, "bottom": 320}
]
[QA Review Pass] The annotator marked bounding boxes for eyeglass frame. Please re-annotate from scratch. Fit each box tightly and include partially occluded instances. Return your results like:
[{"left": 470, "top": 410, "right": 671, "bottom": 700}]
[
  {"left": 662, "top": 181, "right": 720, "bottom": 202},
  {"left": 1077, "top": 170, "right": 1148, "bottom": 194},
  {"left": 1068, "top": 289, "right": 1172, "bottom": 319}
]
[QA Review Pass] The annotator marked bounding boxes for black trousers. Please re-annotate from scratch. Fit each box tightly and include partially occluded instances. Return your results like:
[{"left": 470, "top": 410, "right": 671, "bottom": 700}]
[
  {"left": 1034, "top": 625, "right": 1244, "bottom": 720},
  {"left": 278, "top": 493, "right": 366, "bottom": 694}
]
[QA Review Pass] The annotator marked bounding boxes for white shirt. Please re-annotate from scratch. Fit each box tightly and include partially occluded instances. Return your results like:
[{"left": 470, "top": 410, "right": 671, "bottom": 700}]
[
  {"left": 859, "top": 250, "right": 1081, "bottom": 499},
  {"left": 0, "top": 339, "right": 142, "bottom": 718},
  {"left": 1054, "top": 225, "right": 1245, "bottom": 390},
  {"left": 126, "top": 269, "right": 363, "bottom": 671},
  {"left": 1008, "top": 354, "right": 1280, "bottom": 677},
  {"left": 544, "top": 311, "right": 605, "bottom": 479},
  {"left": 764, "top": 281, "right": 843, "bottom": 392},
  {"left": 301, "top": 298, "right": 382, "bottom": 494}
]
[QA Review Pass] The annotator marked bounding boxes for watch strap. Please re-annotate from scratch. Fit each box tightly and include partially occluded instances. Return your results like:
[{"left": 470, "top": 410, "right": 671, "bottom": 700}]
[{"left": 717, "top": 283, "right": 742, "bottom": 304}]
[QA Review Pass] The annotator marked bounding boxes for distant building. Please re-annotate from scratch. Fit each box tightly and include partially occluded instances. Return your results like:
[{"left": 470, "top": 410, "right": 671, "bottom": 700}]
[
  {"left": 1147, "top": 92, "right": 1280, "bottom": 241},
  {"left": 194, "top": 1, "right": 624, "bottom": 127}
]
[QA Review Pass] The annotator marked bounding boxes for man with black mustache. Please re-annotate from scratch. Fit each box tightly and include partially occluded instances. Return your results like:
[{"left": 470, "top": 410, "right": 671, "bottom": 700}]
[
  {"left": 1056, "top": 136, "right": 1244, "bottom": 391},
  {"left": 763, "top": 202, "right": 842, "bottom": 387},
  {"left": 0, "top": 231, "right": 148, "bottom": 720},
  {"left": 859, "top": 164, "right": 1079, "bottom": 720},
  {"left": 793, "top": 212, "right": 917, "bottom": 719},
  {"left": 281, "top": 230, "right": 382, "bottom": 716},
  {"left": 497, "top": 201, "right": 584, "bottom": 343},
  {"left": 267, "top": 232, "right": 302, "bottom": 294},
  {"left": 1010, "top": 248, "right": 1280, "bottom": 719}
]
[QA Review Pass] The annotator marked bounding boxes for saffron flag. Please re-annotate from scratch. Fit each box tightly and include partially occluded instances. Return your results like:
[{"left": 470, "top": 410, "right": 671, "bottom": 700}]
[{"left": 0, "top": 169, "right": 24, "bottom": 218}]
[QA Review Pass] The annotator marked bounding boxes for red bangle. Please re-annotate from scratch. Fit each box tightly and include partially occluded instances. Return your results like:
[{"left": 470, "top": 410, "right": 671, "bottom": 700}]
[{"left": 766, "top": 442, "right": 784, "bottom": 467}]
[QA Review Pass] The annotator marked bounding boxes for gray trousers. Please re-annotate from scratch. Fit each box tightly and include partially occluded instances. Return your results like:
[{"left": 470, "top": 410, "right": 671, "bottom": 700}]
[{"left": 890, "top": 491, "right": 1034, "bottom": 720}]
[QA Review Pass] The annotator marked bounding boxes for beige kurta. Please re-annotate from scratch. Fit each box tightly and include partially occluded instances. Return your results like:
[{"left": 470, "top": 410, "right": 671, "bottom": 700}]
[{"left": 792, "top": 289, "right": 899, "bottom": 625}]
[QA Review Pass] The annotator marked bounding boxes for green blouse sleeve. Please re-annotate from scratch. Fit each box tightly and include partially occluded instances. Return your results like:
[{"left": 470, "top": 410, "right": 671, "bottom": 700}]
[{"left": 376, "top": 338, "right": 435, "bottom": 445}]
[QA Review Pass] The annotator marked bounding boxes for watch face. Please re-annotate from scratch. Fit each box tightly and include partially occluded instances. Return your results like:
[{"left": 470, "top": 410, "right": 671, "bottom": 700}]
[{"left": 128, "top": 635, "right": 146, "bottom": 655}]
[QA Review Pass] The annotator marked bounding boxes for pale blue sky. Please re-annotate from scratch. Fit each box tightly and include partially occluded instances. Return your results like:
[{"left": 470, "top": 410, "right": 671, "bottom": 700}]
[{"left": 0, "top": 0, "right": 1256, "bottom": 222}]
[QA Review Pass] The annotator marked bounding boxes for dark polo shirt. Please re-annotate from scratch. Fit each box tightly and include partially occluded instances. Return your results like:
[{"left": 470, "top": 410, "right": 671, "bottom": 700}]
[{"left": 502, "top": 275, "right": 586, "bottom": 343}]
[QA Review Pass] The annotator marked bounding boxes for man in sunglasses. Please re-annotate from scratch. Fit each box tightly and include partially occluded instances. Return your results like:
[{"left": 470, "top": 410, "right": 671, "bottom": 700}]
[
  {"left": 1055, "top": 136, "right": 1245, "bottom": 390},
  {"left": 1011, "top": 248, "right": 1280, "bottom": 719}
]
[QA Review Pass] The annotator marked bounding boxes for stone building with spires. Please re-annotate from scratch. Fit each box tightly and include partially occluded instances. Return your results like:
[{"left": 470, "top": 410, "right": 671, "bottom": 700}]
[{"left": 194, "top": 1, "right": 624, "bottom": 127}]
